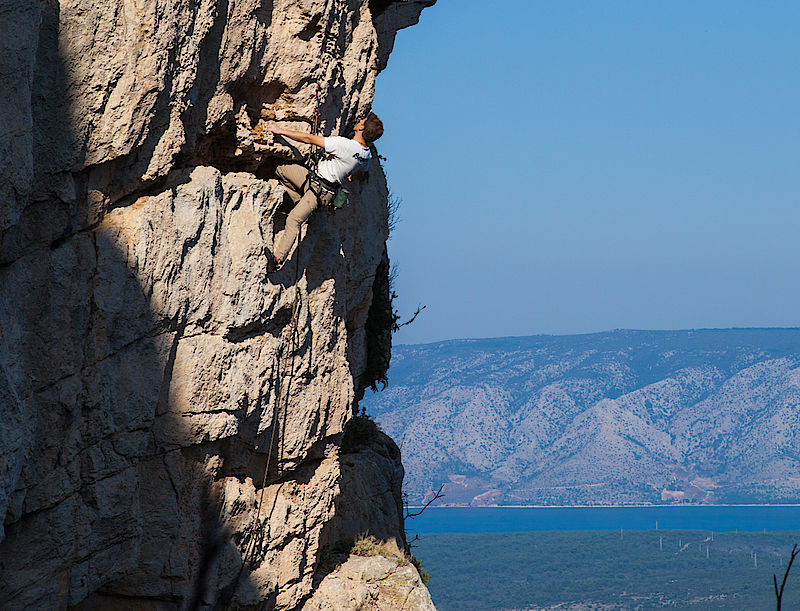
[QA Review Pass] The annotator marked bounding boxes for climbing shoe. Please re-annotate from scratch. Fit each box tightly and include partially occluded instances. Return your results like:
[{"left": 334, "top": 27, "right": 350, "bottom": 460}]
[
  {"left": 268, "top": 257, "right": 282, "bottom": 275},
  {"left": 265, "top": 248, "right": 280, "bottom": 275}
]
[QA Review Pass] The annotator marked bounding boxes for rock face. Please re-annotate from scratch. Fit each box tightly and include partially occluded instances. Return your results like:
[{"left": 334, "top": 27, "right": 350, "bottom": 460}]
[
  {"left": 305, "top": 554, "right": 435, "bottom": 610},
  {"left": 0, "top": 0, "right": 435, "bottom": 609},
  {"left": 364, "top": 329, "right": 800, "bottom": 506}
]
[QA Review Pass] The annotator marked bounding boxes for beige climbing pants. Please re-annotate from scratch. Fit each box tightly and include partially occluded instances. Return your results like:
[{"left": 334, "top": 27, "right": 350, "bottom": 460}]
[{"left": 273, "top": 164, "right": 334, "bottom": 263}]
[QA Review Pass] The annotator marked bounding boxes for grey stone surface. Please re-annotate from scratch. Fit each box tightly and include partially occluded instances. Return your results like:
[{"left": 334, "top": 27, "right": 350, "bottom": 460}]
[
  {"left": 304, "top": 554, "right": 436, "bottom": 611},
  {"left": 0, "top": 0, "right": 435, "bottom": 608}
]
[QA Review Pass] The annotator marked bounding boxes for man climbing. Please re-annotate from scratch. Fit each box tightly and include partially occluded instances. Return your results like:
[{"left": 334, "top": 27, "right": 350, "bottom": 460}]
[{"left": 262, "top": 112, "right": 384, "bottom": 273}]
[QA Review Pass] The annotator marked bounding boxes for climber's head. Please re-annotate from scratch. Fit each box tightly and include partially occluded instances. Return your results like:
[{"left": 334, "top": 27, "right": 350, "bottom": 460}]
[{"left": 356, "top": 112, "right": 384, "bottom": 143}]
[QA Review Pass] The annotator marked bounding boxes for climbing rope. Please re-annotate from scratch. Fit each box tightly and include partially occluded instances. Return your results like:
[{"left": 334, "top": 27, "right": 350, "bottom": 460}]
[
  {"left": 221, "top": 256, "right": 305, "bottom": 609},
  {"left": 307, "top": 82, "right": 323, "bottom": 169},
  {"left": 219, "top": 5, "right": 350, "bottom": 607},
  {"left": 246, "top": 0, "right": 346, "bottom": 507},
  {"left": 245, "top": 257, "right": 303, "bottom": 553},
  {"left": 306, "top": 0, "right": 348, "bottom": 168}
]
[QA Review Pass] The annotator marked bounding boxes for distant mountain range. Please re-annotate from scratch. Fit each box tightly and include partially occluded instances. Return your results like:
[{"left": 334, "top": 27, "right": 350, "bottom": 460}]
[{"left": 360, "top": 329, "right": 800, "bottom": 505}]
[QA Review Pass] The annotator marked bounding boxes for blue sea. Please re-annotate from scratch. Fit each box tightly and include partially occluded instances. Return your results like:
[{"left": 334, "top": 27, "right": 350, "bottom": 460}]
[{"left": 407, "top": 505, "right": 800, "bottom": 534}]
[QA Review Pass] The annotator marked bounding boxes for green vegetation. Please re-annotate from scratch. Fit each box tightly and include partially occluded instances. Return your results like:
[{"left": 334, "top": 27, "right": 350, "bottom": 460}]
[
  {"left": 415, "top": 530, "right": 800, "bottom": 610},
  {"left": 341, "top": 414, "right": 381, "bottom": 453},
  {"left": 363, "top": 248, "right": 397, "bottom": 391},
  {"left": 411, "top": 554, "right": 431, "bottom": 585}
]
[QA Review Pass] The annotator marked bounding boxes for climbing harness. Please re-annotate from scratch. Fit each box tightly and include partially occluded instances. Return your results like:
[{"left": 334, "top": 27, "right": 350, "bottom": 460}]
[
  {"left": 307, "top": 168, "right": 338, "bottom": 194},
  {"left": 305, "top": 169, "right": 349, "bottom": 211}
]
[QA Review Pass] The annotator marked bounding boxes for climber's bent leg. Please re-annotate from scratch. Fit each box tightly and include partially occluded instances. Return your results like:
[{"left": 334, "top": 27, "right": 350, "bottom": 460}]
[
  {"left": 276, "top": 164, "right": 309, "bottom": 204},
  {"left": 273, "top": 188, "right": 320, "bottom": 263}
]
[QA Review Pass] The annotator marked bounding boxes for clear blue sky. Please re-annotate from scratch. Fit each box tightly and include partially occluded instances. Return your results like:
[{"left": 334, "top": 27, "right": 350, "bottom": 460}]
[{"left": 373, "top": 1, "right": 799, "bottom": 345}]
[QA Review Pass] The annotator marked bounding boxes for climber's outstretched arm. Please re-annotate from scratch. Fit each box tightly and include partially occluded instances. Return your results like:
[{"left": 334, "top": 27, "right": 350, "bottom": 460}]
[{"left": 266, "top": 123, "right": 324, "bottom": 148}]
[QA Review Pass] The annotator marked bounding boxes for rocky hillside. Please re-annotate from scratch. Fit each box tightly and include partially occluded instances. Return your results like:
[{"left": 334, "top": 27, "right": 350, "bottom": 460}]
[
  {"left": 363, "top": 329, "right": 800, "bottom": 505},
  {"left": 0, "top": 0, "right": 435, "bottom": 609}
]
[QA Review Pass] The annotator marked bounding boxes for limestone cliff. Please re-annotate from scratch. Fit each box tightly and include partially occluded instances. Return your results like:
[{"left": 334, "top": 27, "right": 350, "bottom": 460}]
[{"left": 0, "top": 0, "right": 435, "bottom": 608}]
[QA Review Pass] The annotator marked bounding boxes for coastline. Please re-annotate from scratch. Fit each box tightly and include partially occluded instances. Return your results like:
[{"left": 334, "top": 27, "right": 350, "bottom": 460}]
[
  {"left": 408, "top": 503, "right": 800, "bottom": 509},
  {"left": 406, "top": 504, "right": 800, "bottom": 534}
]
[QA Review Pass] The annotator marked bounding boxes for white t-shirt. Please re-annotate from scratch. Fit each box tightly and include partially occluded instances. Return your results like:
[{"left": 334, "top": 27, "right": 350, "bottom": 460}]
[{"left": 317, "top": 136, "right": 371, "bottom": 184}]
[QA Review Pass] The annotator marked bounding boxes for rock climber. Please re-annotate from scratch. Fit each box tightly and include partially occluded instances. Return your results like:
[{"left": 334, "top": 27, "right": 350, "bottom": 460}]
[{"left": 261, "top": 112, "right": 384, "bottom": 273}]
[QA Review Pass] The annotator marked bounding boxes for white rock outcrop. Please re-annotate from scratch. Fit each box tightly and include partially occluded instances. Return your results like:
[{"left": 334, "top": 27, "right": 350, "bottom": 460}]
[
  {"left": 0, "top": 0, "right": 436, "bottom": 608},
  {"left": 305, "top": 554, "right": 435, "bottom": 610}
]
